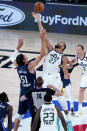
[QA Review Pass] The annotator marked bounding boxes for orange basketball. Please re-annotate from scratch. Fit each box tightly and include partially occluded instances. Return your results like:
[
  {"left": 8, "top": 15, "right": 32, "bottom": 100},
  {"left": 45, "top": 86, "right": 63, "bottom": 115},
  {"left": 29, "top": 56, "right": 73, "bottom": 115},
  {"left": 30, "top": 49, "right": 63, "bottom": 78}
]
[{"left": 34, "top": 2, "right": 45, "bottom": 13}]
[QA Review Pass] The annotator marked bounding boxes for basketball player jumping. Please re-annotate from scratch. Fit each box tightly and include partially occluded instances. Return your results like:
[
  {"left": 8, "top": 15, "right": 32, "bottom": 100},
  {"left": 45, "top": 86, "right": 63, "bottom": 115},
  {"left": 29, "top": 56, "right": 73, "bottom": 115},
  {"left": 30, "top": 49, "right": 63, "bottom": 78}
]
[
  {"left": 10, "top": 30, "right": 45, "bottom": 131},
  {"left": 32, "top": 12, "right": 73, "bottom": 130}
]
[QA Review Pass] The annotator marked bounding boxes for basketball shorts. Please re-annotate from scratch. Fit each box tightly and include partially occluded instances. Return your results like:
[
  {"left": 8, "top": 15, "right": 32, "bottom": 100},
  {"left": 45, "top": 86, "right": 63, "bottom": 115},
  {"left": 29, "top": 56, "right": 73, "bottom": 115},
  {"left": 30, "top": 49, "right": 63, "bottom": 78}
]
[
  {"left": 57, "top": 96, "right": 68, "bottom": 110},
  {"left": 80, "top": 74, "right": 87, "bottom": 88},
  {"left": 17, "top": 98, "right": 36, "bottom": 124},
  {"left": 42, "top": 73, "right": 62, "bottom": 91}
]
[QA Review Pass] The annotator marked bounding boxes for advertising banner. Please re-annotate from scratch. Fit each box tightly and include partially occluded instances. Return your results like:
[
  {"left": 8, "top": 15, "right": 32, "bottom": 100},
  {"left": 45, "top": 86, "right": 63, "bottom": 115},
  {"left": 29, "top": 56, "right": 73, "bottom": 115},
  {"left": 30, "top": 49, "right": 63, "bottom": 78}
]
[{"left": 0, "top": 1, "right": 87, "bottom": 35}]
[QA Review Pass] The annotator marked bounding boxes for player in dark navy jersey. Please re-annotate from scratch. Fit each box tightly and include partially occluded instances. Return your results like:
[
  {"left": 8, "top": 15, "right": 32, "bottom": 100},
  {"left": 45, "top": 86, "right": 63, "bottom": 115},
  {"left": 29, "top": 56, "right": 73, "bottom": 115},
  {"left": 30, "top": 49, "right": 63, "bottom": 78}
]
[
  {"left": 0, "top": 92, "right": 13, "bottom": 131},
  {"left": 10, "top": 30, "right": 45, "bottom": 131}
]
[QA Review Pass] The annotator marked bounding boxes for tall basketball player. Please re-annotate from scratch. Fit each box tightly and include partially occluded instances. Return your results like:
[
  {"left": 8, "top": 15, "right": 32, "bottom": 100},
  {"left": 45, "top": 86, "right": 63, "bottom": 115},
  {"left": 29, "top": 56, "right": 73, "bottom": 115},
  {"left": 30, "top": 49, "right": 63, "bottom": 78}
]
[
  {"left": 10, "top": 30, "right": 45, "bottom": 131},
  {"left": 32, "top": 12, "right": 73, "bottom": 131}
]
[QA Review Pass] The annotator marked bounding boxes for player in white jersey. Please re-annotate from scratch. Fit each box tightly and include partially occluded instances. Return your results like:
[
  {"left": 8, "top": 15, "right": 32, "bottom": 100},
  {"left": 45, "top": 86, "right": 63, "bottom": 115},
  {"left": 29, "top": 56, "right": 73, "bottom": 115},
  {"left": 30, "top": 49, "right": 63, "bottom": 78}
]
[
  {"left": 32, "top": 12, "right": 74, "bottom": 124},
  {"left": 43, "top": 49, "right": 64, "bottom": 91},
  {"left": 71, "top": 45, "right": 87, "bottom": 114},
  {"left": 31, "top": 93, "right": 67, "bottom": 131}
]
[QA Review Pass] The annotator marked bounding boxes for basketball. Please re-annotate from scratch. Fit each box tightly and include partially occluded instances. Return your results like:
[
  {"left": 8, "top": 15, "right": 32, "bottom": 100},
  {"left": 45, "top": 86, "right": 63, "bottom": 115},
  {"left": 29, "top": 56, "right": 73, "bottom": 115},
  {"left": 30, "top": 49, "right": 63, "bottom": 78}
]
[{"left": 34, "top": 2, "right": 45, "bottom": 13}]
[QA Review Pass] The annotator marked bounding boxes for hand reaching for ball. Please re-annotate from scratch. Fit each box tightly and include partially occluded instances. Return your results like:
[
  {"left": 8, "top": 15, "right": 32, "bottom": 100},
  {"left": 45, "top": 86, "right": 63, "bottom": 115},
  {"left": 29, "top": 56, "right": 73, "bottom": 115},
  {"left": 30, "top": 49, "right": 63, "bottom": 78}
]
[{"left": 32, "top": 12, "right": 41, "bottom": 22}]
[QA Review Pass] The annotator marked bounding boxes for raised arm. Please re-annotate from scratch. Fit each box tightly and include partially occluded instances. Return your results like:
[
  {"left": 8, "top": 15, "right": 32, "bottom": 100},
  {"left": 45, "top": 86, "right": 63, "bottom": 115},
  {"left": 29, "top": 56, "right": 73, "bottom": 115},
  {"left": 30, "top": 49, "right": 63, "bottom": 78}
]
[
  {"left": 10, "top": 38, "right": 24, "bottom": 66},
  {"left": 56, "top": 106, "right": 67, "bottom": 131},
  {"left": 32, "top": 12, "right": 53, "bottom": 53},
  {"left": 7, "top": 105, "right": 13, "bottom": 131},
  {"left": 28, "top": 30, "right": 45, "bottom": 73},
  {"left": 31, "top": 108, "right": 41, "bottom": 131}
]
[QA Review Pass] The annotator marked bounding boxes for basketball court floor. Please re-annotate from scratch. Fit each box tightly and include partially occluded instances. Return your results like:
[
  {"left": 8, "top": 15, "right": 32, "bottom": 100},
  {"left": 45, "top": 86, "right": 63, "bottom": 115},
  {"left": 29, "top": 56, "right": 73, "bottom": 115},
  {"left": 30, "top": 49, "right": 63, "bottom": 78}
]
[{"left": 0, "top": 29, "right": 87, "bottom": 131}]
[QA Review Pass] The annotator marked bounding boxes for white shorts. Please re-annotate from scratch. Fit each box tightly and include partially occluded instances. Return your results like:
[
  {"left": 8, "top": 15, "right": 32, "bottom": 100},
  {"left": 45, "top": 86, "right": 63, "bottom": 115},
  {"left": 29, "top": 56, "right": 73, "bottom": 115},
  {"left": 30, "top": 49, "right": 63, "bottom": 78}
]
[
  {"left": 42, "top": 73, "right": 62, "bottom": 91},
  {"left": 80, "top": 74, "right": 87, "bottom": 88},
  {"left": 57, "top": 96, "right": 68, "bottom": 111}
]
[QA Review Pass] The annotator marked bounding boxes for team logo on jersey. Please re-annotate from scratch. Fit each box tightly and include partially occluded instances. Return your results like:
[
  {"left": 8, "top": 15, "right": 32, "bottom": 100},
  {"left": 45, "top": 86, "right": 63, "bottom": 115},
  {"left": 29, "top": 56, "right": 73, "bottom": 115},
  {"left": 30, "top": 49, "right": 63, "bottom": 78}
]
[{"left": 0, "top": 4, "right": 25, "bottom": 26}]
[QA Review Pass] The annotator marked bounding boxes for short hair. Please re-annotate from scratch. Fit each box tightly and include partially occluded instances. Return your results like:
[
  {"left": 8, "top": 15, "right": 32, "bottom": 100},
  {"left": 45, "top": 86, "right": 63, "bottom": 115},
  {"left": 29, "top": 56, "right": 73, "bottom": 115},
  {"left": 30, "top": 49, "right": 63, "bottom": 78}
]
[
  {"left": 77, "top": 45, "right": 84, "bottom": 50},
  {"left": 36, "top": 76, "right": 43, "bottom": 87},
  {"left": 44, "top": 93, "right": 52, "bottom": 103},
  {"left": 55, "top": 42, "right": 66, "bottom": 51},
  {"left": 0, "top": 92, "right": 9, "bottom": 102},
  {"left": 63, "top": 42, "right": 66, "bottom": 51},
  {"left": 16, "top": 54, "right": 25, "bottom": 66}
]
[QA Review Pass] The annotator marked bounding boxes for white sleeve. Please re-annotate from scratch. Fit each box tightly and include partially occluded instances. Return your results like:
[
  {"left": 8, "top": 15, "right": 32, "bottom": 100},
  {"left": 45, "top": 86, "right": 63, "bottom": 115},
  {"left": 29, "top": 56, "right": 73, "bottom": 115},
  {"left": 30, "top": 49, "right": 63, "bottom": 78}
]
[{"left": 10, "top": 49, "right": 19, "bottom": 62}]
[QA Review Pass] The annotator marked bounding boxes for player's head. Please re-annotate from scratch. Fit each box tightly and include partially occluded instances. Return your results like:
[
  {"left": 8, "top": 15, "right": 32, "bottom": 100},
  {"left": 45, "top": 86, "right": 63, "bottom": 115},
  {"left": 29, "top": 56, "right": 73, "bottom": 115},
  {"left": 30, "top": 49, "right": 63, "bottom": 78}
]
[
  {"left": 76, "top": 45, "right": 84, "bottom": 55},
  {"left": 36, "top": 76, "right": 43, "bottom": 88},
  {"left": 0, "top": 92, "right": 9, "bottom": 102},
  {"left": 16, "top": 54, "right": 28, "bottom": 66},
  {"left": 44, "top": 93, "right": 52, "bottom": 104},
  {"left": 55, "top": 41, "right": 66, "bottom": 52}
]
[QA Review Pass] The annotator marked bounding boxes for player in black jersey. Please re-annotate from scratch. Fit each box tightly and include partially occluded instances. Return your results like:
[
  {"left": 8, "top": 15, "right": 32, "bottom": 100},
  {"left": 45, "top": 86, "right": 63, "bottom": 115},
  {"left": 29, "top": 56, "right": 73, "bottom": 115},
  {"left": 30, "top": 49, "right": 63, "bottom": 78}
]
[
  {"left": 20, "top": 76, "right": 63, "bottom": 109},
  {"left": 0, "top": 92, "right": 13, "bottom": 131}
]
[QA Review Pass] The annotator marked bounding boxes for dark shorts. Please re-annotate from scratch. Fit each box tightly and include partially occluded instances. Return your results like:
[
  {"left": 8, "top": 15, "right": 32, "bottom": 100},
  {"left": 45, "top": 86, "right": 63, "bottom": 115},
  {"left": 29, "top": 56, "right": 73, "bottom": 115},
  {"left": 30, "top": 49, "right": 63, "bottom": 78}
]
[{"left": 18, "top": 98, "right": 36, "bottom": 125}]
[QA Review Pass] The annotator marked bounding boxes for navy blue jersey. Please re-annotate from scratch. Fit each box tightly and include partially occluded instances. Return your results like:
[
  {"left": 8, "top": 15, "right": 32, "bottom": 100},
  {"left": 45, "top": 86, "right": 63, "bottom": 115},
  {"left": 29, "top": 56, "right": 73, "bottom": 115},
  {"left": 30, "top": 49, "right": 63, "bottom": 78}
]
[
  {"left": 17, "top": 63, "right": 36, "bottom": 97},
  {"left": 60, "top": 63, "right": 79, "bottom": 87},
  {"left": 0, "top": 102, "right": 8, "bottom": 121},
  {"left": 60, "top": 67, "right": 71, "bottom": 87}
]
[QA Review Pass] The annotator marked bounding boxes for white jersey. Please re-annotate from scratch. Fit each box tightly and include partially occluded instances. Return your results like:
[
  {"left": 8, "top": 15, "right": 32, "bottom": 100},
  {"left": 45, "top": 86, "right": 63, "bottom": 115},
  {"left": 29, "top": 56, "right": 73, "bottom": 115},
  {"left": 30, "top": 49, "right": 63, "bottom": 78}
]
[
  {"left": 40, "top": 103, "right": 58, "bottom": 129},
  {"left": 43, "top": 49, "right": 63, "bottom": 74},
  {"left": 77, "top": 53, "right": 87, "bottom": 74}
]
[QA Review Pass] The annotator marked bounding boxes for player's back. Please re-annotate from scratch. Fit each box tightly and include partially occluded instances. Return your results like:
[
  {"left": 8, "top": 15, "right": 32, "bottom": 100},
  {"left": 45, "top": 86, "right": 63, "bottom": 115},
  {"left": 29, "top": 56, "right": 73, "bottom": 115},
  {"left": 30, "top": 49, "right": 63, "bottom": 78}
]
[
  {"left": 43, "top": 49, "right": 63, "bottom": 74},
  {"left": 30, "top": 88, "right": 54, "bottom": 110},
  {"left": 17, "top": 63, "right": 36, "bottom": 96},
  {"left": 40, "top": 103, "right": 58, "bottom": 131}
]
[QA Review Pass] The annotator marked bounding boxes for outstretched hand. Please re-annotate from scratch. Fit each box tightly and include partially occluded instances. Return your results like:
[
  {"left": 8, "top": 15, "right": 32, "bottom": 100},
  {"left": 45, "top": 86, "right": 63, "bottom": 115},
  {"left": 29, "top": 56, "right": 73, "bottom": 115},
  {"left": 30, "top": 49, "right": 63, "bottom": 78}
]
[
  {"left": 32, "top": 12, "right": 41, "bottom": 21},
  {"left": 16, "top": 38, "right": 24, "bottom": 51}
]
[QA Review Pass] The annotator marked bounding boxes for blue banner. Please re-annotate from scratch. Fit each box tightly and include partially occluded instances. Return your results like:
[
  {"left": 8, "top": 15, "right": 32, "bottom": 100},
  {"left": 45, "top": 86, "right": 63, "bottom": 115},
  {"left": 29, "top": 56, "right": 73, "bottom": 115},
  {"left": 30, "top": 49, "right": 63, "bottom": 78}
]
[{"left": 0, "top": 1, "right": 87, "bottom": 35}]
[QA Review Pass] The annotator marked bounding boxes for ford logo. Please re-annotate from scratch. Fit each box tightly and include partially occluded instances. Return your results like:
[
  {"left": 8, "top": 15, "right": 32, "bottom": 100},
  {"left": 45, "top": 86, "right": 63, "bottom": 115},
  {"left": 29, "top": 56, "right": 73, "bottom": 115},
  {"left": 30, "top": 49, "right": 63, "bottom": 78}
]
[{"left": 0, "top": 4, "right": 25, "bottom": 26}]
